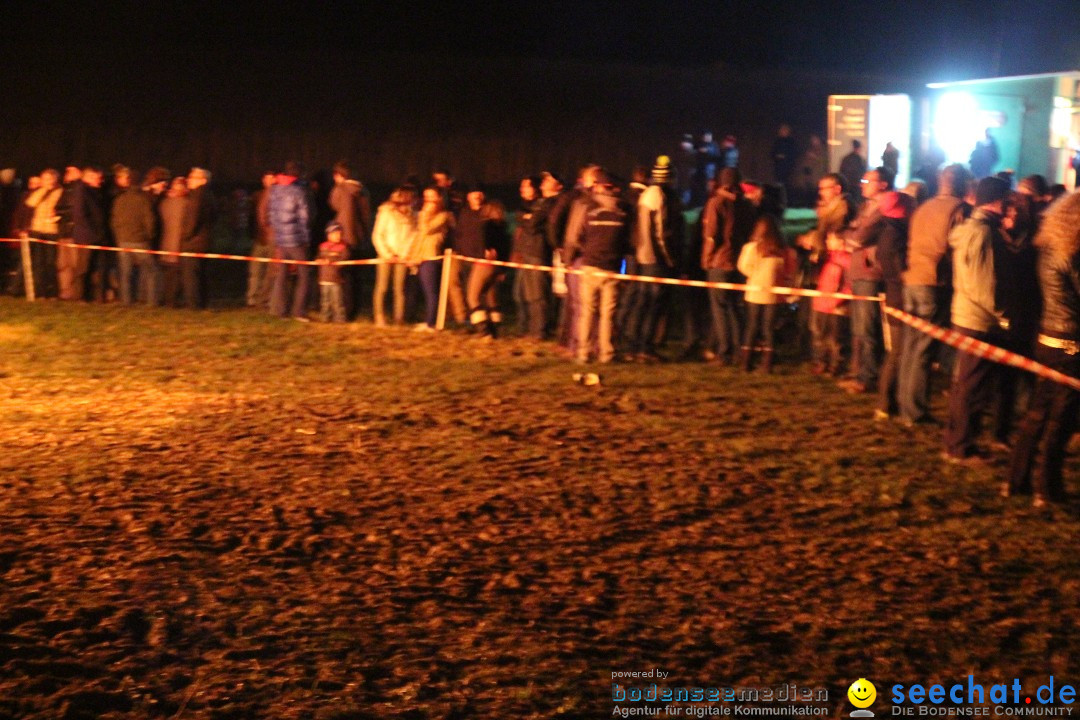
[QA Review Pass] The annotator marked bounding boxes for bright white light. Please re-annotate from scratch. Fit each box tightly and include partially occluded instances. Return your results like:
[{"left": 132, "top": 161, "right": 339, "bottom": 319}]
[
  {"left": 867, "top": 94, "right": 912, "bottom": 187},
  {"left": 934, "top": 91, "right": 982, "bottom": 165}
]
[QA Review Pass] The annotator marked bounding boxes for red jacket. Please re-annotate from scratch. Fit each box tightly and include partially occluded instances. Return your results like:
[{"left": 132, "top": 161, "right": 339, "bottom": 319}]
[{"left": 812, "top": 249, "right": 851, "bottom": 315}]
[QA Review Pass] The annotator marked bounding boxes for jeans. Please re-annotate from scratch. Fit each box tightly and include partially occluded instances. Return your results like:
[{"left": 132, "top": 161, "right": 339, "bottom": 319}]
[
  {"left": 466, "top": 261, "right": 501, "bottom": 332},
  {"left": 562, "top": 257, "right": 584, "bottom": 352},
  {"left": 850, "top": 279, "right": 882, "bottom": 387},
  {"left": 319, "top": 283, "right": 346, "bottom": 322},
  {"left": 897, "top": 284, "right": 949, "bottom": 422},
  {"left": 742, "top": 301, "right": 778, "bottom": 350},
  {"left": 577, "top": 267, "right": 619, "bottom": 363},
  {"left": 706, "top": 269, "right": 741, "bottom": 358},
  {"left": 270, "top": 245, "right": 312, "bottom": 318},
  {"left": 622, "top": 263, "right": 666, "bottom": 354},
  {"left": 373, "top": 261, "right": 407, "bottom": 325},
  {"left": 118, "top": 251, "right": 159, "bottom": 306},
  {"left": 418, "top": 259, "right": 441, "bottom": 328}
]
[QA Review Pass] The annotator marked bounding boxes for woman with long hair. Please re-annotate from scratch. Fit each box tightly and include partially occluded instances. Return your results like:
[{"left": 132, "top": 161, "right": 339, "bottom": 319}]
[
  {"left": 371, "top": 186, "right": 417, "bottom": 326},
  {"left": 736, "top": 215, "right": 796, "bottom": 372},
  {"left": 407, "top": 186, "right": 455, "bottom": 331}
]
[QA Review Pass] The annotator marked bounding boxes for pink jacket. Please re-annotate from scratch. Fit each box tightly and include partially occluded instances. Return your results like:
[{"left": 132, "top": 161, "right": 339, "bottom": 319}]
[{"left": 812, "top": 249, "right": 851, "bottom": 315}]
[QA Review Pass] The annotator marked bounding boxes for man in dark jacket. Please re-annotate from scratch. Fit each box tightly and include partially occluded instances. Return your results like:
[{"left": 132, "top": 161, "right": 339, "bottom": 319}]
[
  {"left": 841, "top": 165, "right": 894, "bottom": 394},
  {"left": 181, "top": 167, "right": 215, "bottom": 308},
  {"left": 872, "top": 191, "right": 915, "bottom": 419},
  {"left": 329, "top": 160, "right": 373, "bottom": 317},
  {"left": 511, "top": 176, "right": 551, "bottom": 339},
  {"left": 60, "top": 166, "right": 104, "bottom": 301},
  {"left": 1006, "top": 191, "right": 1080, "bottom": 506},
  {"left": 112, "top": 167, "right": 168, "bottom": 305},
  {"left": 701, "top": 167, "right": 756, "bottom": 364},
  {"left": 622, "top": 156, "right": 683, "bottom": 362},
  {"left": 567, "top": 171, "right": 629, "bottom": 364}
]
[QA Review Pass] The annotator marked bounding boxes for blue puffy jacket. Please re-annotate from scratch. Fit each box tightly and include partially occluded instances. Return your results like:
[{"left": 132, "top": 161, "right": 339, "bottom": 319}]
[{"left": 268, "top": 182, "right": 310, "bottom": 248}]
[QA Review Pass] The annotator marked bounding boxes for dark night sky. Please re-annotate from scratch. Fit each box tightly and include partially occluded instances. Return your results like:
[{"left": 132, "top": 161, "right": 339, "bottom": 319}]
[{"left": 3, "top": 0, "right": 1078, "bottom": 80}]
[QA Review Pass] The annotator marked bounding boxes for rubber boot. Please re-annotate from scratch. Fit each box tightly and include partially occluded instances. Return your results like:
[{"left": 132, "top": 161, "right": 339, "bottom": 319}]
[{"left": 740, "top": 346, "right": 753, "bottom": 372}]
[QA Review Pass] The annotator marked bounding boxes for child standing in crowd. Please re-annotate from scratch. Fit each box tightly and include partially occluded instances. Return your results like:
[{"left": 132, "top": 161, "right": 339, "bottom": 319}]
[
  {"left": 810, "top": 233, "right": 852, "bottom": 376},
  {"left": 317, "top": 222, "right": 348, "bottom": 323},
  {"left": 736, "top": 215, "right": 796, "bottom": 372}
]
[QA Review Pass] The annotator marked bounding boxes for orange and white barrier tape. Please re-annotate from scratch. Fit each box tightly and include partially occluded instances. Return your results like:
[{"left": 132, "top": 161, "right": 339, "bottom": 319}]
[
  {"left": 0, "top": 237, "right": 409, "bottom": 266},
  {"left": 883, "top": 306, "right": 1080, "bottom": 392},
  {"left": 7, "top": 236, "right": 1076, "bottom": 390},
  {"left": 453, "top": 254, "right": 881, "bottom": 302}
]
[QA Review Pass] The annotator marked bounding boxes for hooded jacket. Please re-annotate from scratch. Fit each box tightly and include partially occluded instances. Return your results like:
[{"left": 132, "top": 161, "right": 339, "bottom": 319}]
[
  {"left": 949, "top": 208, "right": 1007, "bottom": 333},
  {"left": 1034, "top": 193, "right": 1080, "bottom": 340},
  {"left": 329, "top": 179, "right": 372, "bottom": 249},
  {"left": 268, "top": 180, "right": 310, "bottom": 249}
]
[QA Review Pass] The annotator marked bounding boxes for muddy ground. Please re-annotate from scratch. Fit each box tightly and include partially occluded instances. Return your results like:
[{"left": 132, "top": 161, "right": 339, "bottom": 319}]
[{"left": 1, "top": 297, "right": 1079, "bottom": 719}]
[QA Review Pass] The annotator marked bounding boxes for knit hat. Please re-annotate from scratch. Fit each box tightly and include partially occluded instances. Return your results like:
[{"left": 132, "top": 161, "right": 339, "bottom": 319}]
[
  {"left": 877, "top": 191, "right": 914, "bottom": 220},
  {"left": 975, "top": 176, "right": 1010, "bottom": 207},
  {"left": 325, "top": 221, "right": 343, "bottom": 235},
  {"left": 651, "top": 155, "right": 672, "bottom": 183}
]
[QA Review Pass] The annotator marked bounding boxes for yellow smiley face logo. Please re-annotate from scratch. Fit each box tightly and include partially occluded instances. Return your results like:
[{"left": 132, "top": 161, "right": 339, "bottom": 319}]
[{"left": 848, "top": 679, "right": 876, "bottom": 708}]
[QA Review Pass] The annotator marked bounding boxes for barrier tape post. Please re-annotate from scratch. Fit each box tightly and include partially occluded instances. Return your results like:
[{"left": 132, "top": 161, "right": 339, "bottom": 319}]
[
  {"left": 436, "top": 249, "right": 453, "bottom": 331},
  {"left": 19, "top": 236, "right": 35, "bottom": 302}
]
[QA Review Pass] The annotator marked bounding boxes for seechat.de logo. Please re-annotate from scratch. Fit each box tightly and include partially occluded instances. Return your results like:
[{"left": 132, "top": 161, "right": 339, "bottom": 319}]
[{"left": 849, "top": 679, "right": 877, "bottom": 718}]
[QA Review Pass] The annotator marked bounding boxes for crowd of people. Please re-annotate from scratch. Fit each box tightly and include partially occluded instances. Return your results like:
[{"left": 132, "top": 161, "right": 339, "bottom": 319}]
[{"left": 0, "top": 135, "right": 1078, "bottom": 507}]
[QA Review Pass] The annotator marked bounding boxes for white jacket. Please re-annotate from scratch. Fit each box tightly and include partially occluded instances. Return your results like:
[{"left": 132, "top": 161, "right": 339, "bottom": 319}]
[{"left": 372, "top": 203, "right": 417, "bottom": 259}]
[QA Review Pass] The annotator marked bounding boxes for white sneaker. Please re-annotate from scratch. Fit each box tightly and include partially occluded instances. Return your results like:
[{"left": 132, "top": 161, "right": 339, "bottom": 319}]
[{"left": 413, "top": 323, "right": 435, "bottom": 333}]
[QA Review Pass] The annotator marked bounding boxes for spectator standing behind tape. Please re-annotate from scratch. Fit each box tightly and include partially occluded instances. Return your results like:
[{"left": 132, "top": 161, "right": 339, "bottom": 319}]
[
  {"left": 371, "top": 186, "right": 416, "bottom": 327},
  {"left": 62, "top": 166, "right": 104, "bottom": 302},
  {"left": 841, "top": 165, "right": 894, "bottom": 396},
  {"left": 182, "top": 167, "right": 215, "bottom": 309},
  {"left": 701, "top": 167, "right": 756, "bottom": 366},
  {"left": 329, "top": 160, "right": 373, "bottom": 318},
  {"left": 407, "top": 186, "right": 455, "bottom": 332},
  {"left": 247, "top": 170, "right": 276, "bottom": 308},
  {"left": 1006, "top": 191, "right": 1080, "bottom": 507},
  {"left": 897, "top": 164, "right": 971, "bottom": 426},
  {"left": 942, "top": 176, "right": 1012, "bottom": 464},
  {"left": 268, "top": 161, "right": 313, "bottom": 321},
  {"left": 736, "top": 215, "right": 796, "bottom": 373},
  {"left": 565, "top": 170, "right": 630, "bottom": 364},
  {"left": 872, "top": 191, "right": 915, "bottom": 420},
  {"left": 622, "top": 156, "right": 683, "bottom": 363},
  {"left": 158, "top": 177, "right": 190, "bottom": 308},
  {"left": 552, "top": 165, "right": 601, "bottom": 355},
  {"left": 511, "top": 176, "right": 551, "bottom": 340},
  {"left": 458, "top": 185, "right": 509, "bottom": 339},
  {"left": 111, "top": 167, "right": 169, "bottom": 306},
  {"left": 23, "top": 169, "right": 63, "bottom": 299}
]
